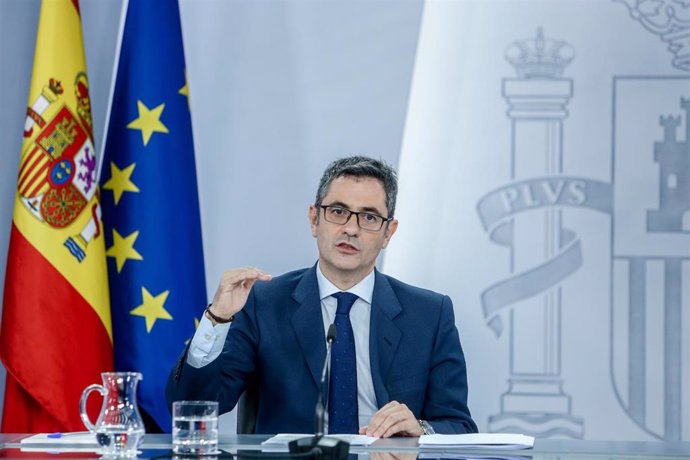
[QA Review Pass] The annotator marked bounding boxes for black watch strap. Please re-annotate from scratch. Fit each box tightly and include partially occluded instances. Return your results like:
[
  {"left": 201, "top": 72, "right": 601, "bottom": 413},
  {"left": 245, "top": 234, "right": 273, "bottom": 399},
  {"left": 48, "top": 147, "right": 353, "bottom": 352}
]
[{"left": 205, "top": 304, "right": 234, "bottom": 323}]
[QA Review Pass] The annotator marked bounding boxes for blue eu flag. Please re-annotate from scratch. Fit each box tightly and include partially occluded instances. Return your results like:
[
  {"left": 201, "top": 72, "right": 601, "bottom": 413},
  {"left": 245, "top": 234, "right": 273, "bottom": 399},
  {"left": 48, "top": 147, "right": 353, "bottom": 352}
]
[{"left": 99, "top": 0, "right": 206, "bottom": 432}]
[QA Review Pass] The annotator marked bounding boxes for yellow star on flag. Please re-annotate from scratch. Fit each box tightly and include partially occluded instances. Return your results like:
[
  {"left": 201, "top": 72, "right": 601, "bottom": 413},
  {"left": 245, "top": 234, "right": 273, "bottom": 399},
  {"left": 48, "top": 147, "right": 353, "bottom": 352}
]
[
  {"left": 102, "top": 162, "right": 139, "bottom": 205},
  {"left": 179, "top": 70, "right": 190, "bottom": 109},
  {"left": 106, "top": 229, "right": 143, "bottom": 273},
  {"left": 130, "top": 287, "right": 172, "bottom": 333},
  {"left": 127, "top": 100, "right": 169, "bottom": 146}
]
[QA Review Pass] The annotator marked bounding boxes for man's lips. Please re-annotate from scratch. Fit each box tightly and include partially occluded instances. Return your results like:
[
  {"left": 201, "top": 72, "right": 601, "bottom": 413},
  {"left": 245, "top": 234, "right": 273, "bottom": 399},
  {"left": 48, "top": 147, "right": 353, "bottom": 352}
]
[{"left": 336, "top": 242, "right": 359, "bottom": 254}]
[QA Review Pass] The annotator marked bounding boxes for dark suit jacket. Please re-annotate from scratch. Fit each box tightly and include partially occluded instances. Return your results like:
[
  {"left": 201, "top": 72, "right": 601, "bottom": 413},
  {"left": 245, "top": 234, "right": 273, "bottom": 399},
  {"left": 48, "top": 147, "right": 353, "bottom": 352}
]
[{"left": 166, "top": 265, "right": 477, "bottom": 434}]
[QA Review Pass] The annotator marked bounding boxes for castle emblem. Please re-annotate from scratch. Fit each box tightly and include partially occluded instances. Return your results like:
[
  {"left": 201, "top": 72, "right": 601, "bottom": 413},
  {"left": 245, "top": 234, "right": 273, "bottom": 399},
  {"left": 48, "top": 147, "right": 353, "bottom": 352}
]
[{"left": 647, "top": 98, "right": 690, "bottom": 232}]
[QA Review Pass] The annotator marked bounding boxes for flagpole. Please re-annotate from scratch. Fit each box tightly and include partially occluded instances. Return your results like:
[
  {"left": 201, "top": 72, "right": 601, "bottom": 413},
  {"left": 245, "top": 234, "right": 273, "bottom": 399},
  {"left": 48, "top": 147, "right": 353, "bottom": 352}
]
[{"left": 97, "top": 0, "right": 129, "bottom": 178}]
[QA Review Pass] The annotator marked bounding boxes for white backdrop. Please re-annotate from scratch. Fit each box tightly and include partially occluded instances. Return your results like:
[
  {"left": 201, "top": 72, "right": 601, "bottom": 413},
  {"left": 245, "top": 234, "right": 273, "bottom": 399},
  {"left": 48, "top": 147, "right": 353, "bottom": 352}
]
[
  {"left": 385, "top": 0, "right": 689, "bottom": 443},
  {"left": 1, "top": 0, "right": 688, "bottom": 442}
]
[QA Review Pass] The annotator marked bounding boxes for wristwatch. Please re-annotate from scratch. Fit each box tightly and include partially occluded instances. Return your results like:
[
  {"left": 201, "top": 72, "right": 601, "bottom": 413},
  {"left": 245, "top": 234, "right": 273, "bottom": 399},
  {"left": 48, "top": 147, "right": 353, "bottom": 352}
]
[{"left": 418, "top": 419, "right": 435, "bottom": 435}]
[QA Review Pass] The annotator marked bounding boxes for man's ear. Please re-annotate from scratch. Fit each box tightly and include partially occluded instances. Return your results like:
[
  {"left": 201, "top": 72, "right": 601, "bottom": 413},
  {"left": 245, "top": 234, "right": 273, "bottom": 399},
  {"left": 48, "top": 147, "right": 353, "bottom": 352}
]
[
  {"left": 381, "top": 219, "right": 398, "bottom": 249},
  {"left": 309, "top": 205, "right": 318, "bottom": 237}
]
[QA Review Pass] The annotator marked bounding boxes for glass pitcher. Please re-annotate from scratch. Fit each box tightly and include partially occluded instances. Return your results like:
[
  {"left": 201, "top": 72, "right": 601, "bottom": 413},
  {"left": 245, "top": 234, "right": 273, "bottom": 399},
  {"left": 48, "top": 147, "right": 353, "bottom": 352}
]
[{"left": 80, "top": 372, "right": 145, "bottom": 457}]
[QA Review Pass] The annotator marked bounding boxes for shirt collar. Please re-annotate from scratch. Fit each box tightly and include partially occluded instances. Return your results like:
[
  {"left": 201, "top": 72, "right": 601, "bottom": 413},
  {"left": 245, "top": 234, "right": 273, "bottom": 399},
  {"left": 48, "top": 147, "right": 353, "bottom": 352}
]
[{"left": 315, "top": 261, "right": 375, "bottom": 304}]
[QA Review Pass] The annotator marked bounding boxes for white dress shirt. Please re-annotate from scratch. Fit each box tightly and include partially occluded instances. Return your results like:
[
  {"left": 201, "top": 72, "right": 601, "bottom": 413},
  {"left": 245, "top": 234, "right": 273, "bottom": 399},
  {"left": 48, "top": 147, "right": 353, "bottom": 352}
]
[
  {"left": 315, "top": 264, "right": 377, "bottom": 430},
  {"left": 187, "top": 263, "right": 378, "bottom": 431}
]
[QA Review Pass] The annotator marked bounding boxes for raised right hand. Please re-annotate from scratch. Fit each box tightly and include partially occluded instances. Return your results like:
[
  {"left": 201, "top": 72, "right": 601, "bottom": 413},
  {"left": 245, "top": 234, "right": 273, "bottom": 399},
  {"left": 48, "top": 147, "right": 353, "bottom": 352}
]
[{"left": 208, "top": 267, "right": 272, "bottom": 320}]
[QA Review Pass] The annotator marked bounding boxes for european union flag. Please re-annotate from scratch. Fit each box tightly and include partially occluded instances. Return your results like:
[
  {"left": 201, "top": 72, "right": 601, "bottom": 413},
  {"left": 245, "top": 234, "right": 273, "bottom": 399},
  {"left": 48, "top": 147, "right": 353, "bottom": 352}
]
[{"left": 99, "top": 0, "right": 206, "bottom": 432}]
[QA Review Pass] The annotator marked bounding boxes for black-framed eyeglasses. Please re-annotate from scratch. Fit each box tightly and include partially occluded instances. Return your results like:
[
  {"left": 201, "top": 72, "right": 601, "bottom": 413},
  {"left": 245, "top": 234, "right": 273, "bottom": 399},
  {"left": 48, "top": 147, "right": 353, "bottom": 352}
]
[{"left": 319, "top": 205, "right": 392, "bottom": 232}]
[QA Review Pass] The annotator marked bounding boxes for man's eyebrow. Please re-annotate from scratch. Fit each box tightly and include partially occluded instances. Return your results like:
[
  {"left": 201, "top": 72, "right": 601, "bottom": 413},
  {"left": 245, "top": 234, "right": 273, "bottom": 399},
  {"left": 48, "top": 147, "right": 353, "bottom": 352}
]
[{"left": 323, "top": 200, "right": 349, "bottom": 209}]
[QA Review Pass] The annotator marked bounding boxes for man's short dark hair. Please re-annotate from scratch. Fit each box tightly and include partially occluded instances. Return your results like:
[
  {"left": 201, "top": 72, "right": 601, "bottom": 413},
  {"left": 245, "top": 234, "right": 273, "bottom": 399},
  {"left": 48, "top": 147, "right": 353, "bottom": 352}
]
[{"left": 315, "top": 156, "right": 398, "bottom": 218}]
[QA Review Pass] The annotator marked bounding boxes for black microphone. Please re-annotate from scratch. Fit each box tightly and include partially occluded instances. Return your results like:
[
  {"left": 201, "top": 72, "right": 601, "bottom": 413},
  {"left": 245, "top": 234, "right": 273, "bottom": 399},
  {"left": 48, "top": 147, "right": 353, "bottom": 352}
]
[
  {"left": 315, "top": 324, "right": 336, "bottom": 436},
  {"left": 289, "top": 324, "right": 349, "bottom": 460}
]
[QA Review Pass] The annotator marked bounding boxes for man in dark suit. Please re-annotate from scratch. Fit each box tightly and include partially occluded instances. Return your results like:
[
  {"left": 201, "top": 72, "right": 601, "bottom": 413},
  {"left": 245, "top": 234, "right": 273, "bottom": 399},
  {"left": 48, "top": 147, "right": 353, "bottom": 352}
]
[{"left": 167, "top": 156, "right": 477, "bottom": 436}]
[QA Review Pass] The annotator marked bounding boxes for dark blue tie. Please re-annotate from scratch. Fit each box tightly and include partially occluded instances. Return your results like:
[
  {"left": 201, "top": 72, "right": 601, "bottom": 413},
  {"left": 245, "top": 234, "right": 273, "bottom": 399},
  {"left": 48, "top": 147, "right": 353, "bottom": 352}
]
[{"left": 328, "top": 292, "right": 359, "bottom": 434}]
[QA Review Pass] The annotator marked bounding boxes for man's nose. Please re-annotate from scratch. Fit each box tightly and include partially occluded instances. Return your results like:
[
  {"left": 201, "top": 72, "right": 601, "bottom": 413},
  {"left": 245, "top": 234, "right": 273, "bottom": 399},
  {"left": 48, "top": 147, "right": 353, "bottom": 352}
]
[{"left": 342, "top": 213, "right": 360, "bottom": 234}]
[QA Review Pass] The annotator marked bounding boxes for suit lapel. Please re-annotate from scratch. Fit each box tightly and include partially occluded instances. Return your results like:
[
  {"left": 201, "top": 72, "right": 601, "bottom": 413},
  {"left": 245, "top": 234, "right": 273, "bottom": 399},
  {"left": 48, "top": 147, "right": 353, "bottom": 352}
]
[
  {"left": 291, "top": 265, "right": 326, "bottom": 386},
  {"left": 369, "top": 270, "right": 402, "bottom": 407}
]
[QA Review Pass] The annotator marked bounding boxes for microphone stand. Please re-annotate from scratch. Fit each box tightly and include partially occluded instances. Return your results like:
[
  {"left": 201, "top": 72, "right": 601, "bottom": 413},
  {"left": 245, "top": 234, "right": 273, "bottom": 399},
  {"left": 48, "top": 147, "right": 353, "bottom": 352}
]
[{"left": 289, "top": 325, "right": 349, "bottom": 460}]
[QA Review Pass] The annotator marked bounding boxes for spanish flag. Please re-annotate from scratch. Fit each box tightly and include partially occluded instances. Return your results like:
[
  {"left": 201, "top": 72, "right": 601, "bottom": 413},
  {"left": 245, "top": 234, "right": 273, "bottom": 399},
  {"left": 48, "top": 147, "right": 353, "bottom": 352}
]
[{"left": 0, "top": 0, "right": 112, "bottom": 432}]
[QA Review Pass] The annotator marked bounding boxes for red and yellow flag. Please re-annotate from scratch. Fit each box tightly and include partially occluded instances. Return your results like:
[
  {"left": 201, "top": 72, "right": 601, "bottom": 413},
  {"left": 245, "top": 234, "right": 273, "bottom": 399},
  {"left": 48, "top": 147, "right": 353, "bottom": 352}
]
[{"left": 0, "top": 0, "right": 113, "bottom": 432}]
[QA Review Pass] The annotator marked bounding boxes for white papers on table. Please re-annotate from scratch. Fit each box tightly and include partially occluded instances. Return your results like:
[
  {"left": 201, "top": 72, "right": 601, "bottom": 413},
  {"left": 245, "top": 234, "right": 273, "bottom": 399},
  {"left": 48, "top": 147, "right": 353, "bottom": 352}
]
[
  {"left": 419, "top": 433, "right": 534, "bottom": 450},
  {"left": 263, "top": 433, "right": 378, "bottom": 447},
  {"left": 18, "top": 432, "right": 101, "bottom": 453},
  {"left": 19, "top": 432, "right": 98, "bottom": 445}
]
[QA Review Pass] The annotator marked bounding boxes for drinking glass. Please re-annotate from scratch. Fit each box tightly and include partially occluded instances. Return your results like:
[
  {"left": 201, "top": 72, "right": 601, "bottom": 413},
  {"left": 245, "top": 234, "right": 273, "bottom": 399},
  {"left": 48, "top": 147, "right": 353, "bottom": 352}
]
[{"left": 172, "top": 400, "right": 219, "bottom": 455}]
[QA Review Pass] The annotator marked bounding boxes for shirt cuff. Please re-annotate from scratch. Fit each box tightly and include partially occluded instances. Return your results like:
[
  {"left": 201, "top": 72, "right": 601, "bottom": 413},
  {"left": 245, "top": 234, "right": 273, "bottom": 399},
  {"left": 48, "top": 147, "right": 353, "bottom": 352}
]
[{"left": 186, "top": 313, "right": 231, "bottom": 368}]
